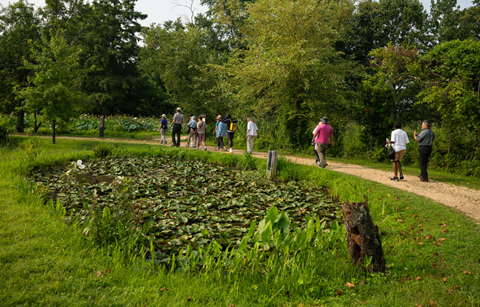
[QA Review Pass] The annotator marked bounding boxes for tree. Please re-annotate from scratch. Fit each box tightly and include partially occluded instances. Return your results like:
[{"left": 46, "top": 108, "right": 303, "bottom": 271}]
[
  {"left": 378, "top": 0, "right": 428, "bottom": 49},
  {"left": 140, "top": 21, "right": 226, "bottom": 117},
  {"left": 428, "top": 0, "right": 463, "bottom": 44},
  {"left": 0, "top": 0, "right": 40, "bottom": 132},
  {"left": 459, "top": 0, "right": 480, "bottom": 40},
  {"left": 15, "top": 32, "right": 87, "bottom": 144},
  {"left": 225, "top": 0, "right": 355, "bottom": 148},
  {"left": 412, "top": 40, "right": 480, "bottom": 141}
]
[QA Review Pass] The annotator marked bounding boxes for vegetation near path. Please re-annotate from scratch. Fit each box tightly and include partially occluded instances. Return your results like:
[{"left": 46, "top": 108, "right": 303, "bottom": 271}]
[{"left": 24, "top": 135, "right": 480, "bottom": 222}]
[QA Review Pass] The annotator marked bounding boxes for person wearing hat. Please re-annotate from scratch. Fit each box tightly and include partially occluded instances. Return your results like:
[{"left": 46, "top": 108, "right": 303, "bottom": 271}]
[
  {"left": 171, "top": 107, "right": 185, "bottom": 147},
  {"left": 186, "top": 116, "right": 198, "bottom": 148},
  {"left": 158, "top": 114, "right": 168, "bottom": 144},
  {"left": 312, "top": 117, "right": 334, "bottom": 168},
  {"left": 213, "top": 115, "right": 227, "bottom": 151}
]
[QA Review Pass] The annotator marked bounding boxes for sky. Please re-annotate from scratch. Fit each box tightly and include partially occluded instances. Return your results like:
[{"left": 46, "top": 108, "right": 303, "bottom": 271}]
[{"left": 0, "top": 0, "right": 475, "bottom": 27}]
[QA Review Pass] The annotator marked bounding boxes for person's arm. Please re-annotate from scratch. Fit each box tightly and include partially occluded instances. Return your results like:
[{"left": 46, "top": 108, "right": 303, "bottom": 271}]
[
  {"left": 331, "top": 133, "right": 334, "bottom": 146},
  {"left": 256, "top": 128, "right": 259, "bottom": 138},
  {"left": 415, "top": 130, "right": 425, "bottom": 142},
  {"left": 213, "top": 125, "right": 217, "bottom": 135}
]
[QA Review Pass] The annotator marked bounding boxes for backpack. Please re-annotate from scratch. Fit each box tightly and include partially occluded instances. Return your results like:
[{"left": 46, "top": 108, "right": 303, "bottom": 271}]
[{"left": 229, "top": 119, "right": 238, "bottom": 132}]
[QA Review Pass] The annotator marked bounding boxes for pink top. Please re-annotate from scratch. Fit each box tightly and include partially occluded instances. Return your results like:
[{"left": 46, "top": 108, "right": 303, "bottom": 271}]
[{"left": 314, "top": 124, "right": 333, "bottom": 144}]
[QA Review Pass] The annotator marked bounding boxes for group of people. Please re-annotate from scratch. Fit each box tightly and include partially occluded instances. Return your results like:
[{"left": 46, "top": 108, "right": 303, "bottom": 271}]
[
  {"left": 387, "top": 120, "right": 435, "bottom": 182},
  {"left": 158, "top": 108, "right": 259, "bottom": 153}
]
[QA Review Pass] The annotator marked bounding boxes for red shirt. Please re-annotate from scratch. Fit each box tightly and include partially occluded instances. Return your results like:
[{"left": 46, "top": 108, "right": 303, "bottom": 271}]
[{"left": 314, "top": 124, "right": 333, "bottom": 144}]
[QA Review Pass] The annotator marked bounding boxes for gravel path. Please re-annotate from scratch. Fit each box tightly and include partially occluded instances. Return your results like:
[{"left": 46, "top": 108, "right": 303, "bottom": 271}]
[{"left": 19, "top": 135, "right": 480, "bottom": 222}]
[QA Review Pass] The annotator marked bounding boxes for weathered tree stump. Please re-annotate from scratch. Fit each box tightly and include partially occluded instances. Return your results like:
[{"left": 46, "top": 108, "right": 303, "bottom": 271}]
[{"left": 341, "top": 196, "right": 386, "bottom": 273}]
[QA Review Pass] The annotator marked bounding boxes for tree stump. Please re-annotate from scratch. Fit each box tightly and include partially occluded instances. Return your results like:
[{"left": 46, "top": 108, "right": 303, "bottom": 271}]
[{"left": 341, "top": 196, "right": 386, "bottom": 273}]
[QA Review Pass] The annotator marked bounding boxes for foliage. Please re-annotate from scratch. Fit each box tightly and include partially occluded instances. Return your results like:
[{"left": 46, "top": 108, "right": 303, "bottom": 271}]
[
  {"left": 0, "top": 0, "right": 41, "bottom": 132},
  {"left": 33, "top": 156, "right": 339, "bottom": 258},
  {"left": 92, "top": 142, "right": 114, "bottom": 157},
  {"left": 0, "top": 114, "right": 11, "bottom": 145},
  {"left": 140, "top": 22, "right": 227, "bottom": 117},
  {"left": 224, "top": 0, "right": 355, "bottom": 148},
  {"left": 14, "top": 30, "right": 88, "bottom": 143}
]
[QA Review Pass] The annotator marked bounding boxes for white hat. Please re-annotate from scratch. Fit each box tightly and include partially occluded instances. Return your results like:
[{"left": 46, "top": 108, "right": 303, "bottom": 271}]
[{"left": 176, "top": 107, "right": 182, "bottom": 111}]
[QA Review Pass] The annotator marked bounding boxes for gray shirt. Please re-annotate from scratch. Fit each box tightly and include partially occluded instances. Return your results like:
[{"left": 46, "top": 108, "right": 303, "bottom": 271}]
[
  {"left": 173, "top": 112, "right": 185, "bottom": 124},
  {"left": 417, "top": 128, "right": 435, "bottom": 146}
]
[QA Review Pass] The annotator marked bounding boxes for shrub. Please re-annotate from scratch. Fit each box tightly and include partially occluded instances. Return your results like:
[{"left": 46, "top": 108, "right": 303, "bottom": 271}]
[
  {"left": 0, "top": 115, "right": 10, "bottom": 145},
  {"left": 93, "top": 142, "right": 114, "bottom": 157}
]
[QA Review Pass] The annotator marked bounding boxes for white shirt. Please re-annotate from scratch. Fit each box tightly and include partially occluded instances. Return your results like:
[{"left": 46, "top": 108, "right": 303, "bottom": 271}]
[
  {"left": 391, "top": 129, "right": 409, "bottom": 152},
  {"left": 247, "top": 121, "right": 258, "bottom": 136}
]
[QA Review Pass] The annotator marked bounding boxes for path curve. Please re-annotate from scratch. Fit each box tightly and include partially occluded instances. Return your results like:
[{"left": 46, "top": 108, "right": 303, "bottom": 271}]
[{"left": 17, "top": 135, "right": 480, "bottom": 222}]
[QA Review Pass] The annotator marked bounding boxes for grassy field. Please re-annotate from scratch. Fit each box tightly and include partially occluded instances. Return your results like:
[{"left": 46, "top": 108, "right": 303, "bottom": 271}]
[{"left": 1, "top": 136, "right": 479, "bottom": 306}]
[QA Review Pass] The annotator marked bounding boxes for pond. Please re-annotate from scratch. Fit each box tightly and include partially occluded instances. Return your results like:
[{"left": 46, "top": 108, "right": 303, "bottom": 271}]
[{"left": 33, "top": 155, "right": 340, "bottom": 257}]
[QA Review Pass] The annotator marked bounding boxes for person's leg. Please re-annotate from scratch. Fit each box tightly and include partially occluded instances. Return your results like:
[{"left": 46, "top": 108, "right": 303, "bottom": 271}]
[
  {"left": 161, "top": 129, "right": 166, "bottom": 143},
  {"left": 392, "top": 161, "right": 398, "bottom": 177},
  {"left": 219, "top": 137, "right": 225, "bottom": 150},
  {"left": 192, "top": 133, "right": 197, "bottom": 148},
  {"left": 201, "top": 134, "right": 206, "bottom": 148},
  {"left": 176, "top": 125, "right": 181, "bottom": 146},
  {"left": 314, "top": 148, "right": 320, "bottom": 163},
  {"left": 227, "top": 133, "right": 234, "bottom": 152},
  {"left": 171, "top": 127, "right": 176, "bottom": 146},
  {"left": 397, "top": 161, "right": 402, "bottom": 176},
  {"left": 419, "top": 146, "right": 432, "bottom": 180},
  {"left": 317, "top": 143, "right": 328, "bottom": 166}
]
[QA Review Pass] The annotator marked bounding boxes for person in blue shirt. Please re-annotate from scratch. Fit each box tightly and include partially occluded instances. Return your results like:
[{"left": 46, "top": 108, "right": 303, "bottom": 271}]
[
  {"left": 213, "top": 115, "right": 227, "bottom": 151},
  {"left": 158, "top": 114, "right": 168, "bottom": 144}
]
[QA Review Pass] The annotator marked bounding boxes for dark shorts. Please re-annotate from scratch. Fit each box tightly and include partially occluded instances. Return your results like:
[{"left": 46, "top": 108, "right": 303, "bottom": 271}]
[{"left": 227, "top": 132, "right": 235, "bottom": 139}]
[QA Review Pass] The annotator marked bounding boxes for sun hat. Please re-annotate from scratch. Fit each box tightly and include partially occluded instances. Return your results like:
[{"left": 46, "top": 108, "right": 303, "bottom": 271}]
[
  {"left": 176, "top": 107, "right": 181, "bottom": 111},
  {"left": 216, "top": 115, "right": 222, "bottom": 120},
  {"left": 161, "top": 114, "right": 166, "bottom": 118},
  {"left": 320, "top": 117, "right": 329, "bottom": 124},
  {"left": 192, "top": 116, "right": 196, "bottom": 119}
]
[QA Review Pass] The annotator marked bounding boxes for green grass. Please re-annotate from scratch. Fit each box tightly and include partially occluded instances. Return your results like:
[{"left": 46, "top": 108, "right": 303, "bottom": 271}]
[{"left": 1, "top": 137, "right": 480, "bottom": 306}]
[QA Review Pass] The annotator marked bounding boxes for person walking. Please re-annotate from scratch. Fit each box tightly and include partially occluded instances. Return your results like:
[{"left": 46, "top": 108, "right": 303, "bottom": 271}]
[
  {"left": 159, "top": 114, "right": 168, "bottom": 144},
  {"left": 387, "top": 121, "right": 409, "bottom": 181},
  {"left": 246, "top": 117, "right": 259, "bottom": 153},
  {"left": 196, "top": 116, "right": 207, "bottom": 150},
  {"left": 312, "top": 122, "right": 322, "bottom": 165},
  {"left": 213, "top": 115, "right": 227, "bottom": 151},
  {"left": 414, "top": 120, "right": 435, "bottom": 182},
  {"left": 171, "top": 107, "right": 185, "bottom": 147},
  {"left": 186, "top": 116, "right": 198, "bottom": 148},
  {"left": 222, "top": 114, "right": 237, "bottom": 153},
  {"left": 312, "top": 117, "right": 334, "bottom": 168}
]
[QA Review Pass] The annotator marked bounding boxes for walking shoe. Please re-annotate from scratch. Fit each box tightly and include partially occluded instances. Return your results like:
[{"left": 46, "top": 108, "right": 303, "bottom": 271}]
[
  {"left": 171, "top": 144, "right": 176, "bottom": 147},
  {"left": 399, "top": 174, "right": 404, "bottom": 180},
  {"left": 314, "top": 161, "right": 318, "bottom": 166},
  {"left": 391, "top": 177, "right": 399, "bottom": 181},
  {"left": 420, "top": 178, "right": 429, "bottom": 182},
  {"left": 185, "top": 144, "right": 189, "bottom": 147},
  {"left": 204, "top": 147, "right": 207, "bottom": 150}
]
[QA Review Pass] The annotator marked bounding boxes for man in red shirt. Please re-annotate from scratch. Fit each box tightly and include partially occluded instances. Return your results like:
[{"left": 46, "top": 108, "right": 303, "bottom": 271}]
[{"left": 312, "top": 117, "right": 335, "bottom": 168}]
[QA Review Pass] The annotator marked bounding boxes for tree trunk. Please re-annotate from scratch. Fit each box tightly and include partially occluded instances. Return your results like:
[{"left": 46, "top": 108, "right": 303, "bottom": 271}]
[
  {"left": 341, "top": 196, "right": 386, "bottom": 273},
  {"left": 52, "top": 119, "right": 56, "bottom": 144},
  {"left": 16, "top": 110, "right": 24, "bottom": 133}
]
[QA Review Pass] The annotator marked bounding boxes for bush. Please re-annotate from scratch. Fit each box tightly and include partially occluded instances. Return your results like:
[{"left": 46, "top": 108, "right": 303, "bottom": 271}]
[
  {"left": 93, "top": 142, "right": 114, "bottom": 158},
  {"left": 0, "top": 115, "right": 9, "bottom": 145}
]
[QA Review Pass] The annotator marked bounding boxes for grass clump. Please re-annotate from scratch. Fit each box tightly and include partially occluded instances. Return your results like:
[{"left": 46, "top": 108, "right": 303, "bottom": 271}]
[{"left": 93, "top": 141, "right": 114, "bottom": 157}]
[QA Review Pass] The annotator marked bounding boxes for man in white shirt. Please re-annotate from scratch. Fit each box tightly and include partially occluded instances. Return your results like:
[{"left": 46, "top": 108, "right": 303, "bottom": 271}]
[
  {"left": 246, "top": 117, "right": 259, "bottom": 153},
  {"left": 387, "top": 121, "right": 409, "bottom": 181}
]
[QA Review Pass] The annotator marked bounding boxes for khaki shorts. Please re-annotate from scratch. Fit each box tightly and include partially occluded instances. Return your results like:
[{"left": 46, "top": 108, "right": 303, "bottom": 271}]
[{"left": 391, "top": 149, "right": 406, "bottom": 162}]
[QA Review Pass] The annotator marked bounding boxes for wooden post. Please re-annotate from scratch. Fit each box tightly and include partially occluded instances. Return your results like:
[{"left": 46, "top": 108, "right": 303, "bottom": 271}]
[
  {"left": 341, "top": 196, "right": 386, "bottom": 273},
  {"left": 99, "top": 115, "right": 105, "bottom": 138},
  {"left": 266, "top": 150, "right": 278, "bottom": 179}
]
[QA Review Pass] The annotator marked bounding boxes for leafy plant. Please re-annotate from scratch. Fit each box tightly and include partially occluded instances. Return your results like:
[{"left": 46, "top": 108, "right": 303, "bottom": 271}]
[{"left": 93, "top": 142, "right": 114, "bottom": 158}]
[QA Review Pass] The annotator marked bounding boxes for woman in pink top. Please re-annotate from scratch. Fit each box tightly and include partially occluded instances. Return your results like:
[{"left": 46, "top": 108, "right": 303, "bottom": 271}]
[
  {"left": 196, "top": 116, "right": 207, "bottom": 150},
  {"left": 312, "top": 117, "right": 334, "bottom": 168}
]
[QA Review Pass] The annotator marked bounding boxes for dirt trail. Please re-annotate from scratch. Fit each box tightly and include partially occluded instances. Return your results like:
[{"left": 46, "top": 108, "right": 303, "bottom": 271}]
[{"left": 18, "top": 134, "right": 480, "bottom": 222}]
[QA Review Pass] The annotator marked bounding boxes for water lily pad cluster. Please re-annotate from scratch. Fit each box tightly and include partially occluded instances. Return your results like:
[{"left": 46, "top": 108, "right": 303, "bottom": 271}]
[{"left": 33, "top": 156, "right": 339, "bottom": 255}]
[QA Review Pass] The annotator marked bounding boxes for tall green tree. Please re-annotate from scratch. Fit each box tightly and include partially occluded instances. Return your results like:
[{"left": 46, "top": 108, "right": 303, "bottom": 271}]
[
  {"left": 459, "top": 0, "right": 480, "bottom": 40},
  {"left": 15, "top": 32, "right": 87, "bottom": 144},
  {"left": 225, "top": 0, "right": 355, "bottom": 148},
  {"left": 428, "top": 0, "right": 462, "bottom": 44},
  {"left": 140, "top": 21, "right": 226, "bottom": 117},
  {"left": 0, "top": 0, "right": 40, "bottom": 132}
]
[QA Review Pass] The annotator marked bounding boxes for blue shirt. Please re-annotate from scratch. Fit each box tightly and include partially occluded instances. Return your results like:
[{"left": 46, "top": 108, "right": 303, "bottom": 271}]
[
  {"left": 160, "top": 118, "right": 168, "bottom": 129},
  {"left": 188, "top": 120, "right": 197, "bottom": 129},
  {"left": 216, "top": 122, "right": 227, "bottom": 138}
]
